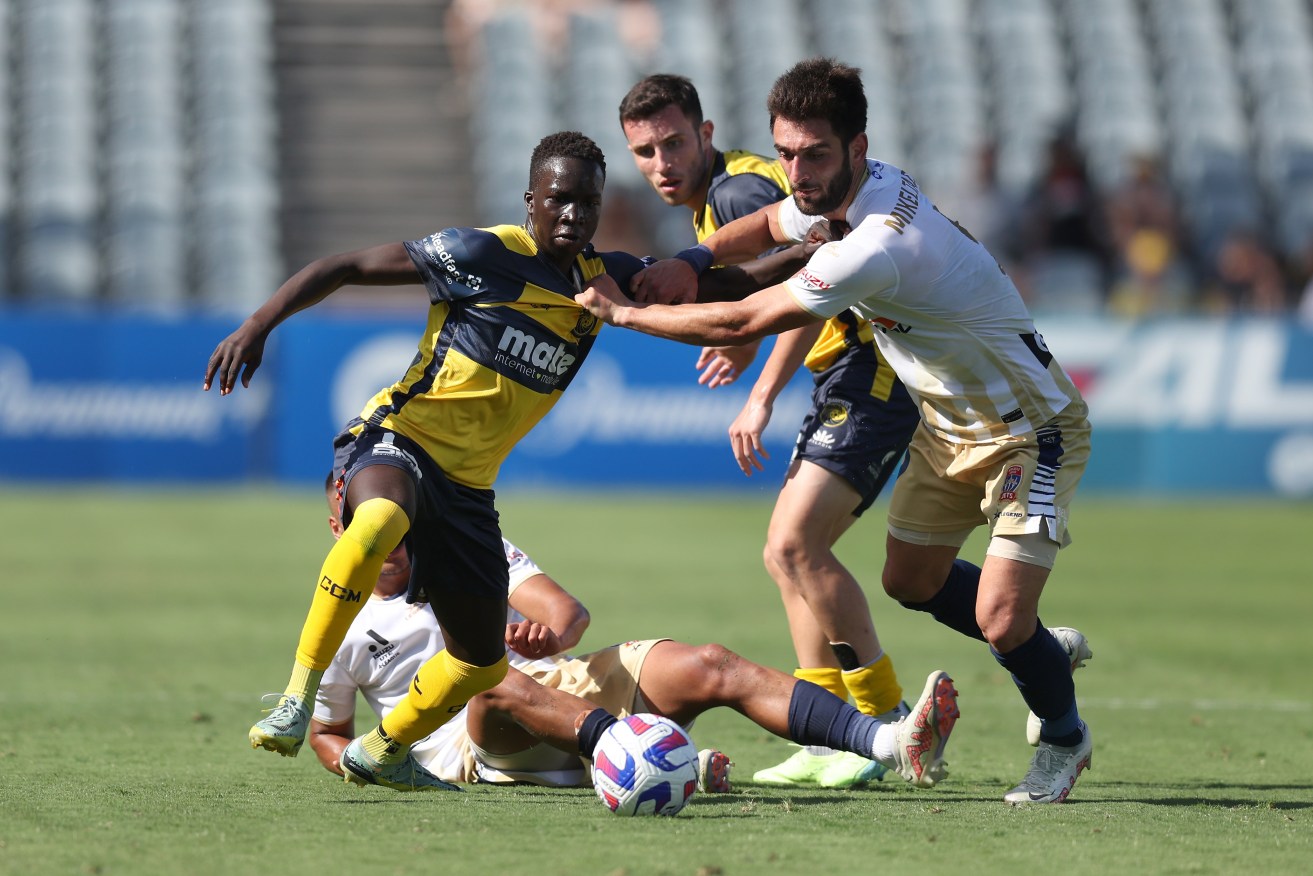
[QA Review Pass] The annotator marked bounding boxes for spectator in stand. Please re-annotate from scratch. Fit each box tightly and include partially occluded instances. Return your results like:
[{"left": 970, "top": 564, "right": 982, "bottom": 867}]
[
  {"left": 1205, "top": 230, "right": 1290, "bottom": 314},
  {"left": 1016, "top": 132, "right": 1115, "bottom": 313}
]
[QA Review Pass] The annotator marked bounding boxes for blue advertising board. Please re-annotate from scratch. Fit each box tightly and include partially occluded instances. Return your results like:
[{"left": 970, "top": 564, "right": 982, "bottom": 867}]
[{"left": 2, "top": 310, "right": 1312, "bottom": 495}]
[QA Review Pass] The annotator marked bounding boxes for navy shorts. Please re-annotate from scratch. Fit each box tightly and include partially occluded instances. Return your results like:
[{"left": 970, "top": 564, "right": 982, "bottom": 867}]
[
  {"left": 791, "top": 344, "right": 920, "bottom": 516},
  {"left": 331, "top": 422, "right": 508, "bottom": 604}
]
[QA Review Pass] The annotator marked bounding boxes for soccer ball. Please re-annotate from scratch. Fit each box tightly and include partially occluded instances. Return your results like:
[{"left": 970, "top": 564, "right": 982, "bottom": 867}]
[{"left": 592, "top": 713, "right": 699, "bottom": 816}]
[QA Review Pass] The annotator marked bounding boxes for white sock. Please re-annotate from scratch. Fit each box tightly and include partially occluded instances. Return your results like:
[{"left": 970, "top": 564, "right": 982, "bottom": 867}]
[
  {"left": 870, "top": 723, "right": 898, "bottom": 766},
  {"left": 806, "top": 745, "right": 838, "bottom": 757}
]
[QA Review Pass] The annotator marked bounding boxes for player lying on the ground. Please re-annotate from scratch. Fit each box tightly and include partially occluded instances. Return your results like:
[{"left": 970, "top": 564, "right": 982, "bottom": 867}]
[{"left": 306, "top": 475, "right": 960, "bottom": 791}]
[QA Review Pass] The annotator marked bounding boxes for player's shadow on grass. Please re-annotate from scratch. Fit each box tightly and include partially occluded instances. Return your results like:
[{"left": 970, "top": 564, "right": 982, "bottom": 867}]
[{"left": 1064, "top": 779, "right": 1313, "bottom": 810}]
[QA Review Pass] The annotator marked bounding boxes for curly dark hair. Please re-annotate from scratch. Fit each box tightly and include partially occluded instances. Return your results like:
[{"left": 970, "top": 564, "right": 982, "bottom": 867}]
[
  {"left": 767, "top": 58, "right": 867, "bottom": 146},
  {"left": 529, "top": 131, "right": 606, "bottom": 185},
  {"left": 618, "top": 73, "right": 703, "bottom": 126}
]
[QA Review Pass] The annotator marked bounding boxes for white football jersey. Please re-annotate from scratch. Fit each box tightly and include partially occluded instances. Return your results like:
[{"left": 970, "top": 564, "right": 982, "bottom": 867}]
[
  {"left": 314, "top": 537, "right": 560, "bottom": 780},
  {"left": 780, "top": 159, "right": 1083, "bottom": 444}
]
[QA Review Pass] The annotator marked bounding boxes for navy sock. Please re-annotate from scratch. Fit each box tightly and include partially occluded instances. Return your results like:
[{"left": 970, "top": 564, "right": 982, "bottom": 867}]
[
  {"left": 899, "top": 559, "right": 987, "bottom": 641},
  {"left": 786, "top": 680, "right": 879, "bottom": 757},
  {"left": 576, "top": 708, "right": 619, "bottom": 757},
  {"left": 993, "top": 623, "right": 1082, "bottom": 745}
]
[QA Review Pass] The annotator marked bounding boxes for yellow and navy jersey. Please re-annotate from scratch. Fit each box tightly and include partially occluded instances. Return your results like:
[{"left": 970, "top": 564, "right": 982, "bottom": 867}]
[
  {"left": 694, "top": 149, "right": 791, "bottom": 241},
  {"left": 353, "top": 224, "right": 648, "bottom": 489},
  {"left": 804, "top": 310, "right": 899, "bottom": 402}
]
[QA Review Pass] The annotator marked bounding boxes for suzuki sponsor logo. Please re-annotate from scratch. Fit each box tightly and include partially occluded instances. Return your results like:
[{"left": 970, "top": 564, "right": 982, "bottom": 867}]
[{"left": 798, "top": 269, "right": 832, "bottom": 290}]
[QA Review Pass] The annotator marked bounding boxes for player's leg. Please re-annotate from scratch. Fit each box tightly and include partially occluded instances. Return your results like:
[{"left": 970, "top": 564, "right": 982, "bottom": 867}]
[
  {"left": 631, "top": 641, "right": 959, "bottom": 788},
  {"left": 250, "top": 438, "right": 415, "bottom": 757},
  {"left": 770, "top": 464, "right": 906, "bottom": 710},
  {"left": 467, "top": 666, "right": 597, "bottom": 753},
  {"left": 880, "top": 427, "right": 987, "bottom": 639},
  {"left": 341, "top": 471, "right": 509, "bottom": 791},
  {"left": 755, "top": 466, "right": 904, "bottom": 786}
]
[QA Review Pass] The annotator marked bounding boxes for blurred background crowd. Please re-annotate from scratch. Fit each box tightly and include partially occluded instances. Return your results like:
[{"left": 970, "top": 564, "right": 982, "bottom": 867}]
[{"left": 1, "top": 0, "right": 1311, "bottom": 320}]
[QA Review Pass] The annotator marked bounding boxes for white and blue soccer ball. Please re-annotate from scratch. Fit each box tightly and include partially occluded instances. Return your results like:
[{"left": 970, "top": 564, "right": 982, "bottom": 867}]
[{"left": 592, "top": 713, "right": 699, "bottom": 816}]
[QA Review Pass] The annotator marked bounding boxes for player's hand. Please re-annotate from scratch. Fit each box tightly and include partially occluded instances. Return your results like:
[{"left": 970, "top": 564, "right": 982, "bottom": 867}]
[
  {"left": 695, "top": 340, "right": 761, "bottom": 388},
  {"left": 630, "top": 258, "right": 698, "bottom": 304},
  {"left": 505, "top": 621, "right": 564, "bottom": 659},
  {"left": 203, "top": 320, "right": 269, "bottom": 395},
  {"left": 804, "top": 217, "right": 850, "bottom": 252},
  {"left": 728, "top": 398, "right": 773, "bottom": 476},
  {"left": 576, "top": 274, "right": 635, "bottom": 326}
]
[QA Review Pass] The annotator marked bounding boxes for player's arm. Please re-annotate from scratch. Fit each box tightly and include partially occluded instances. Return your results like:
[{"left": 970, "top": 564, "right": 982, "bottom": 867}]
[
  {"left": 728, "top": 320, "right": 825, "bottom": 476},
  {"left": 505, "top": 572, "right": 591, "bottom": 659},
  {"left": 204, "top": 243, "right": 420, "bottom": 395},
  {"left": 308, "top": 716, "right": 354, "bottom": 777},
  {"left": 580, "top": 278, "right": 818, "bottom": 347},
  {"left": 631, "top": 201, "right": 789, "bottom": 304}
]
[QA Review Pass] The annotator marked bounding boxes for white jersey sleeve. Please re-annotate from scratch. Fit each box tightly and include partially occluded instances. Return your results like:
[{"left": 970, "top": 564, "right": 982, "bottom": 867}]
[
  {"left": 784, "top": 159, "right": 1083, "bottom": 443},
  {"left": 776, "top": 193, "right": 827, "bottom": 244},
  {"left": 502, "top": 537, "right": 544, "bottom": 595}
]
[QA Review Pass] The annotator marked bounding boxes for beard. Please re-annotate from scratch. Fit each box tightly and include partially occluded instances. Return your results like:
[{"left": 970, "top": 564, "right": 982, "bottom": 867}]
[{"left": 794, "top": 152, "right": 853, "bottom": 216}]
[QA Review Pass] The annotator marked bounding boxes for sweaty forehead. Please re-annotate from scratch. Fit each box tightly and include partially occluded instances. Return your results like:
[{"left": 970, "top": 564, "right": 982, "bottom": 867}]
[{"left": 533, "top": 156, "right": 604, "bottom": 192}]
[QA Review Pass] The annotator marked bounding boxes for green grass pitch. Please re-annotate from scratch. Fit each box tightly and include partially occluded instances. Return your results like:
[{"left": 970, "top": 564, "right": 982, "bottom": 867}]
[{"left": 1, "top": 487, "right": 1310, "bottom": 875}]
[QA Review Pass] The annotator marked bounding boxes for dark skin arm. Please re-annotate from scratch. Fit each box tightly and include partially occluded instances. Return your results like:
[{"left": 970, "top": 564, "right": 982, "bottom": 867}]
[
  {"left": 309, "top": 717, "right": 355, "bottom": 777},
  {"left": 694, "top": 220, "right": 838, "bottom": 303},
  {"left": 203, "top": 243, "right": 420, "bottom": 395}
]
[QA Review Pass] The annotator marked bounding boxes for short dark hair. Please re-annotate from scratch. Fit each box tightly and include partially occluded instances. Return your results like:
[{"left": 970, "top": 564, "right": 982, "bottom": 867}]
[
  {"left": 618, "top": 74, "right": 703, "bottom": 127},
  {"left": 767, "top": 58, "right": 867, "bottom": 146},
  {"left": 529, "top": 131, "right": 606, "bottom": 185}
]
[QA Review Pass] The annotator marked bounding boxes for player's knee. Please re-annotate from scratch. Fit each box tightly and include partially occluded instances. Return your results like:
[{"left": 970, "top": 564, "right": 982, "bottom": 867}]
[
  {"left": 764, "top": 529, "right": 809, "bottom": 577},
  {"left": 977, "top": 607, "right": 1033, "bottom": 652},
  {"left": 881, "top": 564, "right": 916, "bottom": 601},
  {"left": 690, "top": 643, "right": 742, "bottom": 699},
  {"left": 342, "top": 497, "right": 410, "bottom": 556},
  {"left": 470, "top": 669, "right": 523, "bottom": 714}
]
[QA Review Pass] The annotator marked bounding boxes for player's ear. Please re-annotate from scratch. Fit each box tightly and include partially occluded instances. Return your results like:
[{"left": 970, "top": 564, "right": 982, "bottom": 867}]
[
  {"left": 849, "top": 132, "right": 869, "bottom": 164},
  {"left": 701, "top": 119, "right": 714, "bottom": 146}
]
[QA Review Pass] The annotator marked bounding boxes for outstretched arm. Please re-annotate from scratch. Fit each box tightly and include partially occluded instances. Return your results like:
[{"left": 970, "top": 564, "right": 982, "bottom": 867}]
[
  {"left": 579, "top": 278, "right": 819, "bottom": 347},
  {"left": 632, "top": 202, "right": 789, "bottom": 304},
  {"left": 203, "top": 243, "right": 420, "bottom": 395}
]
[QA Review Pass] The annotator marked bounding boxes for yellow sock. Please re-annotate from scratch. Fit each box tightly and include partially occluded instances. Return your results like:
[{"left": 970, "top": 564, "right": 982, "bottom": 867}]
[
  {"left": 842, "top": 652, "right": 903, "bottom": 716},
  {"left": 381, "top": 651, "right": 510, "bottom": 750},
  {"left": 293, "top": 497, "right": 409, "bottom": 673},
  {"left": 283, "top": 664, "right": 324, "bottom": 702},
  {"left": 794, "top": 666, "right": 848, "bottom": 702}
]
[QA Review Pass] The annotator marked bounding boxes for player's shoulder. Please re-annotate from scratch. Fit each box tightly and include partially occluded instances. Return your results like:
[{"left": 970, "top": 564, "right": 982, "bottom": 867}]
[
  {"left": 716, "top": 149, "right": 789, "bottom": 193},
  {"left": 409, "top": 224, "right": 529, "bottom": 263},
  {"left": 580, "top": 243, "right": 650, "bottom": 279},
  {"left": 848, "top": 160, "right": 926, "bottom": 233}
]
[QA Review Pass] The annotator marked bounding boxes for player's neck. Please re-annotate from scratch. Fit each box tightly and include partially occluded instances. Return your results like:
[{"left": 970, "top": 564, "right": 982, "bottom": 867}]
[
  {"left": 686, "top": 147, "right": 717, "bottom": 217},
  {"left": 825, "top": 164, "right": 867, "bottom": 221}
]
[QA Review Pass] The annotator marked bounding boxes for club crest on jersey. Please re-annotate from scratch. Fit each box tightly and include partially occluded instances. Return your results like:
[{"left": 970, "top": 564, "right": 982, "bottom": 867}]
[
  {"left": 571, "top": 311, "right": 599, "bottom": 339},
  {"left": 999, "top": 465, "right": 1025, "bottom": 502},
  {"left": 821, "top": 403, "right": 849, "bottom": 428}
]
